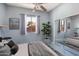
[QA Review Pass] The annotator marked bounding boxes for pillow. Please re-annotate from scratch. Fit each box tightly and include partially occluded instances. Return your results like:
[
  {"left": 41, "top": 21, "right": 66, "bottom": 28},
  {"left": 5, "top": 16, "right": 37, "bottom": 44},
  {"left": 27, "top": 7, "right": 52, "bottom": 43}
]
[
  {"left": 11, "top": 45, "right": 18, "bottom": 55},
  {"left": 7, "top": 40, "right": 15, "bottom": 48},
  {"left": 0, "top": 45, "right": 11, "bottom": 56},
  {"left": 7, "top": 40, "right": 18, "bottom": 55}
]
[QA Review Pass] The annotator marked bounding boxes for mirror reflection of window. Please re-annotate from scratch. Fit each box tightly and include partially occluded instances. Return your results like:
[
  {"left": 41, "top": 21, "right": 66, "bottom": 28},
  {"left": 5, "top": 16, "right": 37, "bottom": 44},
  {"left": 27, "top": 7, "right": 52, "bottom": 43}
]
[{"left": 60, "top": 20, "right": 65, "bottom": 32}]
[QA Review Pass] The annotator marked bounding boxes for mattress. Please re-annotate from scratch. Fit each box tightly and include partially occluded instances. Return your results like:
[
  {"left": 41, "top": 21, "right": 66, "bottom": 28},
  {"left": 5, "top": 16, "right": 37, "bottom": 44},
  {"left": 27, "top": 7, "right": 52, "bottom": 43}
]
[
  {"left": 28, "top": 42, "right": 58, "bottom": 56},
  {"left": 0, "top": 45, "right": 10, "bottom": 56},
  {"left": 15, "top": 42, "right": 58, "bottom": 56},
  {"left": 15, "top": 43, "right": 28, "bottom": 56}
]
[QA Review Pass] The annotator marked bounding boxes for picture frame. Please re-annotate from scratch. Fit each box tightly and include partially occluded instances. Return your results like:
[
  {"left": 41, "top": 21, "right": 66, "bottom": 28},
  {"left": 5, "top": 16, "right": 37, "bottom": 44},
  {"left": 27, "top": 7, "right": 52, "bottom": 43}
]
[
  {"left": 9, "top": 18, "right": 19, "bottom": 30},
  {"left": 66, "top": 19, "right": 71, "bottom": 31}
]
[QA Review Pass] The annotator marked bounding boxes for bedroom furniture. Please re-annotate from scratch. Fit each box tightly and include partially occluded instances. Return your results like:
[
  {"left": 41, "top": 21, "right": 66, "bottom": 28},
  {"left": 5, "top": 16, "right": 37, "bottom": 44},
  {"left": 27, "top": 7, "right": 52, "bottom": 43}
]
[
  {"left": 0, "top": 41, "right": 58, "bottom": 56},
  {"left": 7, "top": 40, "right": 18, "bottom": 55},
  {"left": 0, "top": 40, "right": 18, "bottom": 56},
  {"left": 50, "top": 42, "right": 79, "bottom": 56},
  {"left": 65, "top": 38, "right": 79, "bottom": 48},
  {"left": 0, "top": 44, "right": 10, "bottom": 56},
  {"left": 0, "top": 40, "right": 11, "bottom": 56},
  {"left": 15, "top": 43, "right": 28, "bottom": 56},
  {"left": 0, "top": 37, "right": 11, "bottom": 46},
  {"left": 57, "top": 39, "right": 79, "bottom": 56},
  {"left": 28, "top": 42, "right": 58, "bottom": 56},
  {"left": 15, "top": 42, "right": 58, "bottom": 56}
]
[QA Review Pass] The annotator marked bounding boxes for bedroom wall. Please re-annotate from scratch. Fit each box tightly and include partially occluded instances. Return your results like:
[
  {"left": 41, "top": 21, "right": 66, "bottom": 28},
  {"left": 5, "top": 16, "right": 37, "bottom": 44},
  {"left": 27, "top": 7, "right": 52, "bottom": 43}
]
[
  {"left": 0, "top": 4, "right": 6, "bottom": 25},
  {"left": 49, "top": 3, "right": 79, "bottom": 43},
  {"left": 4, "top": 5, "right": 50, "bottom": 44}
]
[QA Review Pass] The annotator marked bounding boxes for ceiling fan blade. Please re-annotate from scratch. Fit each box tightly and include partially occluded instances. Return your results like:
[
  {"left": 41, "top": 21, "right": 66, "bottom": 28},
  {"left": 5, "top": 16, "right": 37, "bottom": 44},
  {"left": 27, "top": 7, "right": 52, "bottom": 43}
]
[{"left": 40, "top": 5, "right": 47, "bottom": 11}]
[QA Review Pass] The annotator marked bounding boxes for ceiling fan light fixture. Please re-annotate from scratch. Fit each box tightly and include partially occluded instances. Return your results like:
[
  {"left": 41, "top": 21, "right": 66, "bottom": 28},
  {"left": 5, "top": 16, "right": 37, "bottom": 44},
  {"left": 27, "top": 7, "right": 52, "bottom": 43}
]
[{"left": 32, "top": 3, "right": 47, "bottom": 12}]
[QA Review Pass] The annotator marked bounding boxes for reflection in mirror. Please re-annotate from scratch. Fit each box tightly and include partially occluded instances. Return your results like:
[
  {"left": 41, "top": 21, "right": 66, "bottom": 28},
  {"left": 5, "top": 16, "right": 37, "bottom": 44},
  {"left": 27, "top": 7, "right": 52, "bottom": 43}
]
[
  {"left": 54, "top": 14, "right": 79, "bottom": 55},
  {"left": 60, "top": 20, "right": 65, "bottom": 32},
  {"left": 57, "top": 19, "right": 65, "bottom": 33}
]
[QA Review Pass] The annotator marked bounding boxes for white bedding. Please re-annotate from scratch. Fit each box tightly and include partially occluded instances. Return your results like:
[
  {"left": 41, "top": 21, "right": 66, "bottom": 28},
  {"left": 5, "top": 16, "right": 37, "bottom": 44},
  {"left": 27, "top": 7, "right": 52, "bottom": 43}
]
[
  {"left": 15, "top": 43, "right": 28, "bottom": 56},
  {"left": 28, "top": 42, "right": 58, "bottom": 56},
  {"left": 0, "top": 45, "right": 10, "bottom": 56},
  {"left": 15, "top": 42, "right": 58, "bottom": 56}
]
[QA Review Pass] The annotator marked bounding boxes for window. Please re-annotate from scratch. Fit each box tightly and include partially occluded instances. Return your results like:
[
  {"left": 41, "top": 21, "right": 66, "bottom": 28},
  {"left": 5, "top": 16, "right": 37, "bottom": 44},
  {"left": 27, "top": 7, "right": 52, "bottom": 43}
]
[{"left": 25, "top": 15, "right": 37, "bottom": 34}]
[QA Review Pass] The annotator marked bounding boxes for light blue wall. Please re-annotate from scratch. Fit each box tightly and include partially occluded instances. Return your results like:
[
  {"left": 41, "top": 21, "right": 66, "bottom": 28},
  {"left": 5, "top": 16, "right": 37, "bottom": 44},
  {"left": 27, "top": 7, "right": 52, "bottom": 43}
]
[
  {"left": 0, "top": 4, "right": 6, "bottom": 25},
  {"left": 2, "top": 5, "right": 50, "bottom": 44}
]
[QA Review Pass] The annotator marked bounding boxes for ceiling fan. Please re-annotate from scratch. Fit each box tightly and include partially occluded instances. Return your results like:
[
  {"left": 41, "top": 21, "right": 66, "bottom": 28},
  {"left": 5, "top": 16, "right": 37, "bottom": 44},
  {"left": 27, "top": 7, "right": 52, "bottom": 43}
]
[{"left": 32, "top": 3, "right": 47, "bottom": 12}]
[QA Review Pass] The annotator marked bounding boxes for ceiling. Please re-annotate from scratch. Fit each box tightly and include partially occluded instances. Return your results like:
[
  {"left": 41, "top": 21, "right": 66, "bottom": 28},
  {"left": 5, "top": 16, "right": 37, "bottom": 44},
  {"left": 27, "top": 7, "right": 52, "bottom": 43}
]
[{"left": 6, "top": 3, "right": 60, "bottom": 12}]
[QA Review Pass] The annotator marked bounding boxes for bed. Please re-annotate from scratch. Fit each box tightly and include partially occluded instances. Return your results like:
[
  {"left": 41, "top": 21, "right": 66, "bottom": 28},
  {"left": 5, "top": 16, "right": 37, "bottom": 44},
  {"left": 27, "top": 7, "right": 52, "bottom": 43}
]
[
  {"left": 15, "top": 42, "right": 58, "bottom": 56},
  {"left": 28, "top": 42, "right": 58, "bottom": 56},
  {"left": 0, "top": 41, "right": 58, "bottom": 56},
  {"left": 15, "top": 43, "right": 28, "bottom": 56}
]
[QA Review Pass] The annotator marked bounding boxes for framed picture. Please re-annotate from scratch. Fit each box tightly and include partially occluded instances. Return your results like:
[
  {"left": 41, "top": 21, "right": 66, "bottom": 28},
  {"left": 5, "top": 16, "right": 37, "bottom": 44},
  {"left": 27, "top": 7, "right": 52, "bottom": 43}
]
[
  {"left": 9, "top": 18, "right": 19, "bottom": 30},
  {"left": 66, "top": 19, "right": 71, "bottom": 31}
]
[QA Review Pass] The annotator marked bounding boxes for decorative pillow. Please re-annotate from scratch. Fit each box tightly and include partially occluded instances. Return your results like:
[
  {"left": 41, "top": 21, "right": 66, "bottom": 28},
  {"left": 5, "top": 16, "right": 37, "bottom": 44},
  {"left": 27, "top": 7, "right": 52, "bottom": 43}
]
[
  {"left": 7, "top": 40, "right": 18, "bottom": 55},
  {"left": 11, "top": 45, "right": 18, "bottom": 55},
  {"left": 7, "top": 40, "right": 15, "bottom": 48}
]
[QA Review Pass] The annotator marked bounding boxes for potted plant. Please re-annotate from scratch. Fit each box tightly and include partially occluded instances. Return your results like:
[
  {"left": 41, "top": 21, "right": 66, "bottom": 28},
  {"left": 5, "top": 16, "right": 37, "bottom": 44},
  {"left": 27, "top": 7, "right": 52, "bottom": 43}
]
[{"left": 41, "top": 21, "right": 52, "bottom": 39}]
